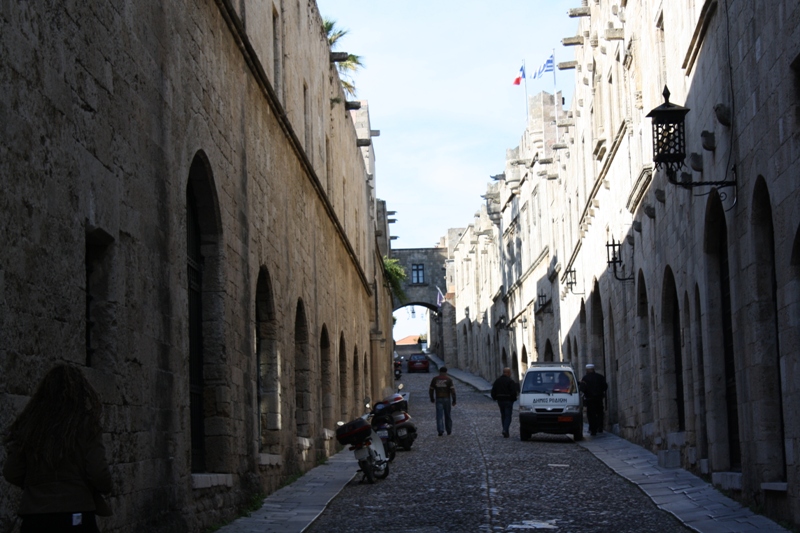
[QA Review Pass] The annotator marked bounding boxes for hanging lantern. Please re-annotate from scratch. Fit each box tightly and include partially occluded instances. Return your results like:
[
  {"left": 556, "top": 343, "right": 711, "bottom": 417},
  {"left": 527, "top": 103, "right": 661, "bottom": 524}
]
[{"left": 646, "top": 86, "right": 690, "bottom": 176}]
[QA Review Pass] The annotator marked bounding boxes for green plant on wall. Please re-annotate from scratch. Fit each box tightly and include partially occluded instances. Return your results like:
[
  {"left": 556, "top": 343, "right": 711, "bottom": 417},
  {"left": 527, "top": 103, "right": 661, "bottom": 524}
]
[{"left": 383, "top": 256, "right": 407, "bottom": 303}]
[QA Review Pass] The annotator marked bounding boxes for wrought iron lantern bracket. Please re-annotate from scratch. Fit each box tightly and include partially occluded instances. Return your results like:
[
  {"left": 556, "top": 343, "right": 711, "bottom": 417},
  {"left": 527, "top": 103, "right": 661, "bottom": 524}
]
[
  {"left": 647, "top": 86, "right": 736, "bottom": 191},
  {"left": 606, "top": 237, "right": 634, "bottom": 282}
]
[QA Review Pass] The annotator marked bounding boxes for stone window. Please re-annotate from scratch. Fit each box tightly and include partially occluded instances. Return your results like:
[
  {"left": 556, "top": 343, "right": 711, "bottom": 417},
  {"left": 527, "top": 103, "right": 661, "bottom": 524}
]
[
  {"left": 411, "top": 263, "right": 425, "bottom": 284},
  {"left": 85, "top": 227, "right": 115, "bottom": 368}
]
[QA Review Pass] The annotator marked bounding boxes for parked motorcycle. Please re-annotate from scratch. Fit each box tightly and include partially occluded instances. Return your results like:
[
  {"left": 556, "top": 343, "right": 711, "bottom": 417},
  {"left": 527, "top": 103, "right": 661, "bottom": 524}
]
[
  {"left": 394, "top": 360, "right": 402, "bottom": 380},
  {"left": 370, "top": 401, "right": 398, "bottom": 462},
  {"left": 336, "top": 399, "right": 390, "bottom": 484},
  {"left": 372, "top": 384, "right": 417, "bottom": 452}
]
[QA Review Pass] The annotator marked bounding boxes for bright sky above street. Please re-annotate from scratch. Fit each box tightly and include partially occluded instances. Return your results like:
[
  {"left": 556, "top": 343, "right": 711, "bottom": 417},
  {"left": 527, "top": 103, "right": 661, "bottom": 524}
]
[
  {"left": 315, "top": 1, "right": 579, "bottom": 339},
  {"left": 317, "top": 0, "right": 578, "bottom": 249}
]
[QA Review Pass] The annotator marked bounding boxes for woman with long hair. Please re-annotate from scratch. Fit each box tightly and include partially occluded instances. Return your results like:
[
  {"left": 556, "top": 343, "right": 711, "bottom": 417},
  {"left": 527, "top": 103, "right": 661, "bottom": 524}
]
[{"left": 3, "top": 365, "right": 112, "bottom": 532}]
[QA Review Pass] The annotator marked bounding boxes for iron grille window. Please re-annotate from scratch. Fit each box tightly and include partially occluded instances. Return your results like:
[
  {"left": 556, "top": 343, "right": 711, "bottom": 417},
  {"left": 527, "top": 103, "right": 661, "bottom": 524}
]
[
  {"left": 411, "top": 264, "right": 424, "bottom": 284},
  {"left": 187, "top": 191, "right": 206, "bottom": 473}
]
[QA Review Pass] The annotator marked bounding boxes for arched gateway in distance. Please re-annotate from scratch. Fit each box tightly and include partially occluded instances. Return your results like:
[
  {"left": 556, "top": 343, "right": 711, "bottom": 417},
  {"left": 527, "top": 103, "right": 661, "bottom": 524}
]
[{"left": 390, "top": 247, "right": 454, "bottom": 363}]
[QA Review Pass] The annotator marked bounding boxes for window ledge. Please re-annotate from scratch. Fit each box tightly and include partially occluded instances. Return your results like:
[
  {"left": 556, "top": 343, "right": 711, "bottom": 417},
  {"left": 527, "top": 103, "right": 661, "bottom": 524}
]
[
  {"left": 761, "top": 482, "right": 787, "bottom": 492},
  {"left": 192, "top": 473, "right": 233, "bottom": 490},
  {"left": 297, "top": 436, "right": 313, "bottom": 450}
]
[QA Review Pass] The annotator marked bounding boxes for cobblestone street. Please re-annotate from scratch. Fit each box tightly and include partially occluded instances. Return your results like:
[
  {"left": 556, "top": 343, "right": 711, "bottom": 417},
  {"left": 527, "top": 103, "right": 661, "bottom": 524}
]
[{"left": 305, "top": 368, "right": 691, "bottom": 533}]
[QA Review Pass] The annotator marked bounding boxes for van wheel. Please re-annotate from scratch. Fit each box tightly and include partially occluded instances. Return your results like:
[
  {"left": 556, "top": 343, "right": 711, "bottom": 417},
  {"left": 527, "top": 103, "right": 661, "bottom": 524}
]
[{"left": 520, "top": 428, "right": 532, "bottom": 441}]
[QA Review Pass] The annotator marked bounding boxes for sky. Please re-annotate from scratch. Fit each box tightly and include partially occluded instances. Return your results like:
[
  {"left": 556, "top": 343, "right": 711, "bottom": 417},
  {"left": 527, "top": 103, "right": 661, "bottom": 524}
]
[{"left": 315, "top": 1, "right": 579, "bottom": 339}]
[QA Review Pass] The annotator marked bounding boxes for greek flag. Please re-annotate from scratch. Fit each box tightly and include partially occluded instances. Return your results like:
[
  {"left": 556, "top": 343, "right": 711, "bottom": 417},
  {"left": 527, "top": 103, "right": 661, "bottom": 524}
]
[{"left": 530, "top": 53, "right": 554, "bottom": 79}]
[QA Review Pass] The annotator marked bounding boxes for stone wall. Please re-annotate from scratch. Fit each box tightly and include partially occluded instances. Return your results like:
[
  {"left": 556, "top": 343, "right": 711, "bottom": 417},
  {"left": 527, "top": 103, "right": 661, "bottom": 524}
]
[
  {"left": 447, "top": 0, "right": 800, "bottom": 527},
  {"left": 0, "top": 0, "right": 393, "bottom": 531}
]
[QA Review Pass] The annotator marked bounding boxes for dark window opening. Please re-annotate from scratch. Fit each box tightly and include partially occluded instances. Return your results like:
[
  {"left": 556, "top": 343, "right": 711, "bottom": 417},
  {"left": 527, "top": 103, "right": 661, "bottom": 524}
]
[
  {"left": 85, "top": 228, "right": 114, "bottom": 368},
  {"left": 411, "top": 264, "right": 425, "bottom": 284}
]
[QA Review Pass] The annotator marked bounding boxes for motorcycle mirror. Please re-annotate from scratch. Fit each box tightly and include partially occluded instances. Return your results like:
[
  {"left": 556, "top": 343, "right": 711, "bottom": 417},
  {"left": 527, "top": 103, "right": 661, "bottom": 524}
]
[
  {"left": 364, "top": 396, "right": 371, "bottom": 406},
  {"left": 336, "top": 421, "right": 344, "bottom": 427},
  {"left": 397, "top": 384, "right": 404, "bottom": 391}
]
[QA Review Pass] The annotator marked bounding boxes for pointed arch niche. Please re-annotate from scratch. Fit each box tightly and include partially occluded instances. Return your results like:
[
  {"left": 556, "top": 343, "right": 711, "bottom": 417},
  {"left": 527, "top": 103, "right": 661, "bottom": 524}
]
[
  {"left": 703, "top": 191, "right": 741, "bottom": 471},
  {"left": 637, "top": 271, "right": 653, "bottom": 427},
  {"left": 660, "top": 267, "right": 686, "bottom": 433},
  {"left": 294, "top": 300, "right": 312, "bottom": 440},
  {"left": 186, "top": 151, "right": 224, "bottom": 474},
  {"left": 748, "top": 178, "right": 786, "bottom": 482},
  {"left": 320, "top": 326, "right": 335, "bottom": 433},
  {"left": 255, "top": 267, "right": 281, "bottom": 455}
]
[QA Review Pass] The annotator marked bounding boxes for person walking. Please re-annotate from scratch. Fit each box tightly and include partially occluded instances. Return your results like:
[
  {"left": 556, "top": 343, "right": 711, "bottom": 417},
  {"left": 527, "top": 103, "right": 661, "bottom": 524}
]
[
  {"left": 3, "top": 365, "right": 113, "bottom": 532},
  {"left": 429, "top": 366, "right": 457, "bottom": 436},
  {"left": 491, "top": 367, "right": 519, "bottom": 438},
  {"left": 579, "top": 363, "right": 608, "bottom": 436}
]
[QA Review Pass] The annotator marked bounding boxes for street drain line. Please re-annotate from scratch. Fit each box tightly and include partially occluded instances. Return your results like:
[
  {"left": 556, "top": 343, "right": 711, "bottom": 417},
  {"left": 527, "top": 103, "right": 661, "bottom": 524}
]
[{"left": 468, "top": 411, "right": 496, "bottom": 531}]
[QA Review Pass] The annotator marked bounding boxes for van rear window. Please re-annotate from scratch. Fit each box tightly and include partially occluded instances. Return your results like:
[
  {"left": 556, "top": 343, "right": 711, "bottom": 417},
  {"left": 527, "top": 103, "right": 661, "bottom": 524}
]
[{"left": 521, "top": 371, "right": 576, "bottom": 394}]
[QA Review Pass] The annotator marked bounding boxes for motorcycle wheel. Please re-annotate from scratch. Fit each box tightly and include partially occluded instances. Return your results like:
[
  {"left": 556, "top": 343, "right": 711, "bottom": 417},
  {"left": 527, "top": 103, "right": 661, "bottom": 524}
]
[
  {"left": 374, "top": 460, "right": 389, "bottom": 480},
  {"left": 387, "top": 443, "right": 397, "bottom": 462},
  {"left": 360, "top": 459, "right": 375, "bottom": 484},
  {"left": 402, "top": 441, "right": 413, "bottom": 451}
]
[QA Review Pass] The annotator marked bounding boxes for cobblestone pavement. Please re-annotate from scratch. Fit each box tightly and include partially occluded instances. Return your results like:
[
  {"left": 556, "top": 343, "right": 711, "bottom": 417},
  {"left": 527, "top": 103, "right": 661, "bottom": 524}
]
[{"left": 304, "top": 370, "right": 692, "bottom": 533}]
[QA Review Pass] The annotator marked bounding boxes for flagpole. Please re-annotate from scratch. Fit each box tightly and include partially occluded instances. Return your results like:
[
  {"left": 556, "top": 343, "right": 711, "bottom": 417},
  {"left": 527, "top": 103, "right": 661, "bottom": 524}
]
[{"left": 552, "top": 49, "right": 557, "bottom": 91}]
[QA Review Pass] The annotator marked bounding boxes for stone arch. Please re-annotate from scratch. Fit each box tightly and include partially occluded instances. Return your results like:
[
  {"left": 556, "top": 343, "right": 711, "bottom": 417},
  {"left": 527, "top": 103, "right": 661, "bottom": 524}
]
[
  {"left": 590, "top": 280, "right": 605, "bottom": 376},
  {"left": 352, "top": 345, "right": 361, "bottom": 412},
  {"left": 186, "top": 151, "right": 224, "bottom": 473},
  {"left": 637, "top": 270, "right": 653, "bottom": 427},
  {"left": 461, "top": 324, "right": 468, "bottom": 370},
  {"left": 320, "top": 326, "right": 334, "bottom": 432},
  {"left": 520, "top": 346, "right": 529, "bottom": 374},
  {"left": 692, "top": 285, "right": 708, "bottom": 459},
  {"left": 512, "top": 350, "right": 519, "bottom": 381},
  {"left": 579, "top": 299, "right": 588, "bottom": 371},
  {"left": 338, "top": 334, "right": 348, "bottom": 420},
  {"left": 294, "top": 300, "right": 312, "bottom": 441},
  {"left": 661, "top": 266, "right": 686, "bottom": 432},
  {"left": 607, "top": 306, "right": 618, "bottom": 428},
  {"left": 544, "top": 339, "right": 554, "bottom": 362},
  {"left": 363, "top": 351, "right": 369, "bottom": 400},
  {"left": 256, "top": 267, "right": 280, "bottom": 453},
  {"left": 748, "top": 177, "right": 786, "bottom": 481},
  {"left": 564, "top": 337, "right": 571, "bottom": 365},
  {"left": 703, "top": 190, "right": 741, "bottom": 470}
]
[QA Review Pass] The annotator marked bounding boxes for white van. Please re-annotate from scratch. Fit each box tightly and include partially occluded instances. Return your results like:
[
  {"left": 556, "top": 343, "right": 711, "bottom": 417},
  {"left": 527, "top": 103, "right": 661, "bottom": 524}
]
[{"left": 518, "top": 362, "right": 583, "bottom": 441}]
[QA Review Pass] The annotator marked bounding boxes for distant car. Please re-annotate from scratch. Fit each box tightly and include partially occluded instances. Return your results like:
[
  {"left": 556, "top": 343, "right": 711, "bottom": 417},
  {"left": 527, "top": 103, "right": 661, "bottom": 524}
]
[{"left": 407, "top": 354, "right": 430, "bottom": 373}]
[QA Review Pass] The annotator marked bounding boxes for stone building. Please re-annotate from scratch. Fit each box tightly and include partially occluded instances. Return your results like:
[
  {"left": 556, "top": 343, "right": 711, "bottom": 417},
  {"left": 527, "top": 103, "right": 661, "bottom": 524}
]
[
  {"left": 449, "top": 0, "right": 799, "bottom": 527},
  {"left": 0, "top": 1, "right": 393, "bottom": 531}
]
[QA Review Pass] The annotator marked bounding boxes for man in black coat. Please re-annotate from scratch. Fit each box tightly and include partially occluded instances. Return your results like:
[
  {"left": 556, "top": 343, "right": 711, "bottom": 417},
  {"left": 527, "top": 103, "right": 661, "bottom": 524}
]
[
  {"left": 579, "top": 363, "right": 608, "bottom": 436},
  {"left": 491, "top": 367, "right": 519, "bottom": 438}
]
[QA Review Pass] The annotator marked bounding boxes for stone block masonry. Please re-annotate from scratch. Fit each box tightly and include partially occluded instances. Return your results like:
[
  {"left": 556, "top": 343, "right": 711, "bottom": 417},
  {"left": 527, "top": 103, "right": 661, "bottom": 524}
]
[{"left": 0, "top": 0, "right": 394, "bottom": 531}]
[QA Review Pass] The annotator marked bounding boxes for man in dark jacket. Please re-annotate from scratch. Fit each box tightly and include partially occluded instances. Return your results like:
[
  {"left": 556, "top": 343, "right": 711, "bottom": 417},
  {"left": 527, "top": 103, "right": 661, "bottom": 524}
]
[
  {"left": 491, "top": 367, "right": 519, "bottom": 438},
  {"left": 579, "top": 363, "right": 608, "bottom": 436},
  {"left": 429, "top": 367, "right": 457, "bottom": 436}
]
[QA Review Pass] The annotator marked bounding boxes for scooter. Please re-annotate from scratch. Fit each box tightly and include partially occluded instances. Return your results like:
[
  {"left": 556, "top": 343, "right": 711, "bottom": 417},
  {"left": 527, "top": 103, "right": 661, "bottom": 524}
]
[
  {"left": 335, "top": 398, "right": 390, "bottom": 484},
  {"left": 373, "top": 384, "right": 417, "bottom": 451},
  {"left": 370, "top": 401, "right": 398, "bottom": 462}
]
